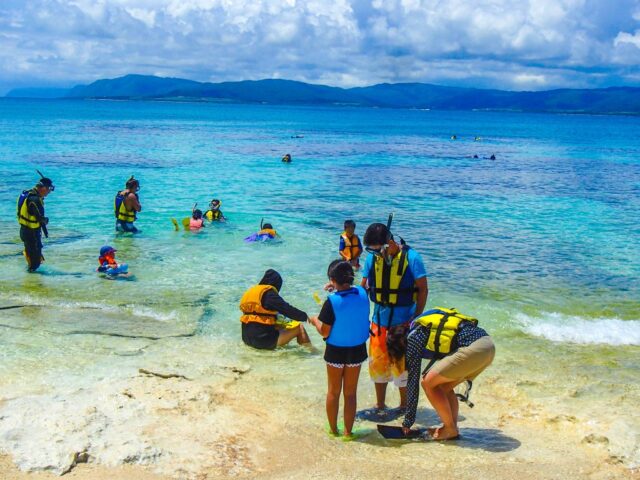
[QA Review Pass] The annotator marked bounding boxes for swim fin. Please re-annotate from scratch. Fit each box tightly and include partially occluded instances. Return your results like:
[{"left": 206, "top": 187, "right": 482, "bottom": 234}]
[
  {"left": 377, "top": 424, "right": 426, "bottom": 440},
  {"left": 171, "top": 218, "right": 179, "bottom": 231}
]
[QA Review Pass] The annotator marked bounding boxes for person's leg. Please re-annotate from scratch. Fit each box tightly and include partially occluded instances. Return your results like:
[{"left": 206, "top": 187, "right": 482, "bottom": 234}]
[
  {"left": 21, "top": 227, "right": 41, "bottom": 271},
  {"left": 326, "top": 365, "right": 344, "bottom": 435},
  {"left": 296, "top": 324, "right": 311, "bottom": 345},
  {"left": 374, "top": 382, "right": 388, "bottom": 410},
  {"left": 422, "top": 371, "right": 461, "bottom": 440},
  {"left": 398, "top": 386, "right": 407, "bottom": 409},
  {"left": 342, "top": 365, "right": 362, "bottom": 436},
  {"left": 277, "top": 325, "right": 310, "bottom": 347}
]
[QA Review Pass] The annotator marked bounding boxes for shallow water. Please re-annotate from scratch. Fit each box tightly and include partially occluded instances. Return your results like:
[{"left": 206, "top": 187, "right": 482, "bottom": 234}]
[{"left": 0, "top": 99, "right": 638, "bottom": 472}]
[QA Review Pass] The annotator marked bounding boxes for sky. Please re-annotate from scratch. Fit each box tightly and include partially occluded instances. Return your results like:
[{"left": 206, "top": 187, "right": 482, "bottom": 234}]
[{"left": 1, "top": 0, "right": 640, "bottom": 94}]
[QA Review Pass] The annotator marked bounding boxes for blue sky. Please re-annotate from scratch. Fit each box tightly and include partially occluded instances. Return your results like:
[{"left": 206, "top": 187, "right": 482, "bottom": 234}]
[{"left": 1, "top": 0, "right": 640, "bottom": 94}]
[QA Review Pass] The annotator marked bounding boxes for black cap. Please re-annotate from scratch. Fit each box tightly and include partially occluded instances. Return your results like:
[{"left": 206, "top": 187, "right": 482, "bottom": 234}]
[{"left": 36, "top": 177, "right": 54, "bottom": 191}]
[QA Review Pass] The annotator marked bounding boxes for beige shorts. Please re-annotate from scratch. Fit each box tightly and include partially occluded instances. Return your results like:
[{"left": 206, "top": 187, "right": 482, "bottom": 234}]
[{"left": 432, "top": 336, "right": 495, "bottom": 381}]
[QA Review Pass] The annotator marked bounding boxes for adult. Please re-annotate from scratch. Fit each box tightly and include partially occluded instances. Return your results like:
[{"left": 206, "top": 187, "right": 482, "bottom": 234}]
[
  {"left": 309, "top": 260, "right": 370, "bottom": 437},
  {"left": 361, "top": 222, "right": 428, "bottom": 412},
  {"left": 239, "top": 269, "right": 311, "bottom": 350},
  {"left": 17, "top": 173, "right": 54, "bottom": 272},
  {"left": 115, "top": 176, "right": 141, "bottom": 233},
  {"left": 402, "top": 308, "right": 495, "bottom": 440}
]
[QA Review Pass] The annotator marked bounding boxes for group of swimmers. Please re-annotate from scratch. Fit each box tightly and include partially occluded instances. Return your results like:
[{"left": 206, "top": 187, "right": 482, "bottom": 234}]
[{"left": 16, "top": 171, "right": 496, "bottom": 441}]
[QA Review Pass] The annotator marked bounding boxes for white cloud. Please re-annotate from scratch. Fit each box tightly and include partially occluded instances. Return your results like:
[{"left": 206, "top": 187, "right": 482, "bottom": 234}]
[{"left": 0, "top": 0, "right": 638, "bottom": 93}]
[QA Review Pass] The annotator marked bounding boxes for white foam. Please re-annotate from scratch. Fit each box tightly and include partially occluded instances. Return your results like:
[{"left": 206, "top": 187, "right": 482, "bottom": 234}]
[{"left": 517, "top": 312, "right": 640, "bottom": 346}]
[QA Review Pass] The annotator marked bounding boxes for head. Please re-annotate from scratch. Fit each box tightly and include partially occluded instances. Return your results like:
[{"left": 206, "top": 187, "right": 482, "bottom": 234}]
[
  {"left": 363, "top": 222, "right": 399, "bottom": 259},
  {"left": 125, "top": 176, "right": 140, "bottom": 192},
  {"left": 35, "top": 177, "right": 54, "bottom": 198},
  {"left": 386, "top": 324, "right": 410, "bottom": 362},
  {"left": 327, "top": 260, "right": 355, "bottom": 289},
  {"left": 209, "top": 199, "right": 221, "bottom": 211},
  {"left": 192, "top": 209, "right": 203, "bottom": 220},
  {"left": 99, "top": 245, "right": 116, "bottom": 257},
  {"left": 262, "top": 223, "right": 273, "bottom": 230},
  {"left": 259, "top": 269, "right": 283, "bottom": 292},
  {"left": 343, "top": 219, "right": 356, "bottom": 236}
]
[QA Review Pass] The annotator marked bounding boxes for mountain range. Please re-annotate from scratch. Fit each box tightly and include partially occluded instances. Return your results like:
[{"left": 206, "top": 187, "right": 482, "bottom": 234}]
[{"left": 6, "top": 74, "right": 640, "bottom": 114}]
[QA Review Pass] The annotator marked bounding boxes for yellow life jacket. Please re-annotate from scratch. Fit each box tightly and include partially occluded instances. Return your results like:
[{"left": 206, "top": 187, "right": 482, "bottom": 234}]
[
  {"left": 258, "top": 228, "right": 277, "bottom": 237},
  {"left": 340, "top": 232, "right": 362, "bottom": 261},
  {"left": 114, "top": 192, "right": 136, "bottom": 222},
  {"left": 368, "top": 246, "right": 416, "bottom": 306},
  {"left": 239, "top": 284, "right": 279, "bottom": 325},
  {"left": 205, "top": 210, "right": 221, "bottom": 221},
  {"left": 17, "top": 189, "right": 42, "bottom": 229},
  {"left": 414, "top": 307, "right": 478, "bottom": 357}
]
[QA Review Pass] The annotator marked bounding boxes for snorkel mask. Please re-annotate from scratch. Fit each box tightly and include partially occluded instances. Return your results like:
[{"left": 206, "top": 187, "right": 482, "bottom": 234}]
[{"left": 36, "top": 169, "right": 55, "bottom": 192}]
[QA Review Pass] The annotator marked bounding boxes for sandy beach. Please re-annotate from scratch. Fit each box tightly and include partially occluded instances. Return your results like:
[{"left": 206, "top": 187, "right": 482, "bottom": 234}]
[{"left": 1, "top": 343, "right": 638, "bottom": 480}]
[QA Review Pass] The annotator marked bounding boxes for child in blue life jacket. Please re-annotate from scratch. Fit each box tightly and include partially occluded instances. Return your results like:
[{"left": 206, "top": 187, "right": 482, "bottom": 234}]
[{"left": 309, "top": 260, "right": 371, "bottom": 437}]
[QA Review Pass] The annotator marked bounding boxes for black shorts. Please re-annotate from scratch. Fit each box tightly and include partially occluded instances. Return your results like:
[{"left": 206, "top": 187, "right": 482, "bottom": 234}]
[
  {"left": 242, "top": 322, "right": 279, "bottom": 350},
  {"left": 324, "top": 342, "right": 368, "bottom": 366}
]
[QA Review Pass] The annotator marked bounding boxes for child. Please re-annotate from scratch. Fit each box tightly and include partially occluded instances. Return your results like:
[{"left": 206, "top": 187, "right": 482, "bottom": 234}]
[
  {"left": 189, "top": 209, "right": 204, "bottom": 230},
  {"left": 309, "top": 260, "right": 370, "bottom": 437},
  {"left": 97, "top": 246, "right": 128, "bottom": 276},
  {"left": 244, "top": 222, "right": 278, "bottom": 242},
  {"left": 339, "top": 220, "right": 362, "bottom": 268}
]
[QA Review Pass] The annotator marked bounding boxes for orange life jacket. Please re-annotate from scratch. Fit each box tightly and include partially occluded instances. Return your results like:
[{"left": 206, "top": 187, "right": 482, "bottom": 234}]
[
  {"left": 340, "top": 232, "right": 362, "bottom": 261},
  {"left": 239, "top": 284, "right": 278, "bottom": 325}
]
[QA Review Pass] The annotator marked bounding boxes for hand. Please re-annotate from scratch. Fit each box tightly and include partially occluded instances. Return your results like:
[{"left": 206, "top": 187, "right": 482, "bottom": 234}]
[
  {"left": 323, "top": 282, "right": 335, "bottom": 292},
  {"left": 402, "top": 426, "right": 411, "bottom": 436}
]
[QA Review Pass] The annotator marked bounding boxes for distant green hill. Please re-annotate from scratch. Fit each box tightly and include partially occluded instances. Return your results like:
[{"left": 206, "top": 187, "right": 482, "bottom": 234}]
[{"left": 7, "top": 74, "right": 640, "bottom": 114}]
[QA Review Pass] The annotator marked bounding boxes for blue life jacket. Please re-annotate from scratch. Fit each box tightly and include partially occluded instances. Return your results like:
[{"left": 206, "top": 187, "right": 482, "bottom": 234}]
[{"left": 326, "top": 286, "right": 370, "bottom": 347}]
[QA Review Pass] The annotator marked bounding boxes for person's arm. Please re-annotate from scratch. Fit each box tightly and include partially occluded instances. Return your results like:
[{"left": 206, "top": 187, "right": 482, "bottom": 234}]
[
  {"left": 125, "top": 192, "right": 142, "bottom": 212},
  {"left": 262, "top": 290, "right": 308, "bottom": 322},
  {"left": 413, "top": 277, "right": 428, "bottom": 318},
  {"left": 402, "top": 326, "right": 429, "bottom": 430},
  {"left": 310, "top": 299, "right": 334, "bottom": 337},
  {"left": 338, "top": 237, "right": 348, "bottom": 260},
  {"left": 27, "top": 197, "right": 46, "bottom": 224}
]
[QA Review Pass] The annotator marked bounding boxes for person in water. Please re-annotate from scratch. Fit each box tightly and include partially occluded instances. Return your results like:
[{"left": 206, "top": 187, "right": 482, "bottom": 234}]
[
  {"left": 361, "top": 222, "right": 428, "bottom": 413},
  {"left": 97, "top": 245, "right": 128, "bottom": 276},
  {"left": 16, "top": 172, "right": 54, "bottom": 272},
  {"left": 239, "top": 269, "right": 311, "bottom": 350},
  {"left": 309, "top": 260, "right": 370, "bottom": 437},
  {"left": 190, "top": 209, "right": 204, "bottom": 230},
  {"left": 402, "top": 308, "right": 495, "bottom": 440},
  {"left": 282, "top": 153, "right": 292, "bottom": 163},
  {"left": 204, "top": 199, "right": 225, "bottom": 221},
  {"left": 339, "top": 220, "right": 362, "bottom": 268},
  {"left": 244, "top": 222, "right": 278, "bottom": 242},
  {"left": 114, "top": 176, "right": 141, "bottom": 233}
]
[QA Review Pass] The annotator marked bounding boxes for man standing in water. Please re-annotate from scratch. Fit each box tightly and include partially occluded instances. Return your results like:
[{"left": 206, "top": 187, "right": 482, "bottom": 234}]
[
  {"left": 361, "top": 221, "right": 428, "bottom": 414},
  {"left": 17, "top": 172, "right": 54, "bottom": 272},
  {"left": 115, "top": 176, "right": 141, "bottom": 233}
]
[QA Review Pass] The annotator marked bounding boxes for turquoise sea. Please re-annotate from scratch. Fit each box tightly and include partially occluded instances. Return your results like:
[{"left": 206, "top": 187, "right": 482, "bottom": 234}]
[{"left": 0, "top": 98, "right": 639, "bottom": 473}]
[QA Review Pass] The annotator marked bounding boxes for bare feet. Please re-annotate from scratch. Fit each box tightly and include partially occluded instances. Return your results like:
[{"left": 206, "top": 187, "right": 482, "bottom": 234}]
[{"left": 429, "top": 426, "right": 459, "bottom": 441}]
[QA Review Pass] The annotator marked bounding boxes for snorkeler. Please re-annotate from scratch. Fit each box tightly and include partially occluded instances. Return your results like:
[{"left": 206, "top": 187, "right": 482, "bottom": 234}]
[
  {"left": 282, "top": 153, "right": 292, "bottom": 163},
  {"left": 190, "top": 208, "right": 204, "bottom": 230},
  {"left": 239, "top": 269, "right": 311, "bottom": 350},
  {"left": 115, "top": 176, "right": 141, "bottom": 233},
  {"left": 361, "top": 216, "right": 428, "bottom": 413},
  {"left": 244, "top": 220, "right": 278, "bottom": 242},
  {"left": 204, "top": 199, "right": 225, "bottom": 221},
  {"left": 17, "top": 170, "right": 54, "bottom": 272}
]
